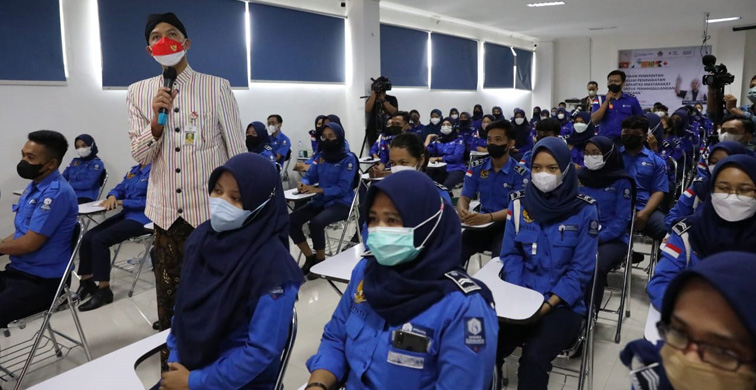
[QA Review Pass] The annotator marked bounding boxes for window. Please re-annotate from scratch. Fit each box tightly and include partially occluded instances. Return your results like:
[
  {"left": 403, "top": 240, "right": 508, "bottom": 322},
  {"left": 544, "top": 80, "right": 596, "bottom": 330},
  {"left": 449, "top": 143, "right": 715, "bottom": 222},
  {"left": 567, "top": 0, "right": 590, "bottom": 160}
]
[
  {"left": 514, "top": 48, "right": 533, "bottom": 90},
  {"left": 380, "top": 24, "right": 428, "bottom": 87},
  {"left": 483, "top": 42, "right": 514, "bottom": 89},
  {"left": 430, "top": 33, "right": 478, "bottom": 90}
]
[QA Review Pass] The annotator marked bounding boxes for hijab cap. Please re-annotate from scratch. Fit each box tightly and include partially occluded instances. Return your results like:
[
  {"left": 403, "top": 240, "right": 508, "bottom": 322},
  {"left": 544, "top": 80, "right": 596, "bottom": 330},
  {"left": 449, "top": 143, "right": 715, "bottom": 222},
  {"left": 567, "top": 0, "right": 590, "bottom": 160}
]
[
  {"left": 74, "top": 134, "right": 99, "bottom": 161},
  {"left": 578, "top": 135, "right": 634, "bottom": 191},
  {"left": 246, "top": 121, "right": 271, "bottom": 154}
]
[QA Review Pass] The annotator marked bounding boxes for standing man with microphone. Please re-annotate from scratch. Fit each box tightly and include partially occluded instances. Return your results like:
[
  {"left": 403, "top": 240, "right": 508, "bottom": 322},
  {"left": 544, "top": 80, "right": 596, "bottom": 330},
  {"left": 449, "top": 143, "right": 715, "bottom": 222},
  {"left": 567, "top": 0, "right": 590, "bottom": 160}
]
[
  {"left": 591, "top": 70, "right": 643, "bottom": 144},
  {"left": 126, "top": 12, "right": 246, "bottom": 369}
]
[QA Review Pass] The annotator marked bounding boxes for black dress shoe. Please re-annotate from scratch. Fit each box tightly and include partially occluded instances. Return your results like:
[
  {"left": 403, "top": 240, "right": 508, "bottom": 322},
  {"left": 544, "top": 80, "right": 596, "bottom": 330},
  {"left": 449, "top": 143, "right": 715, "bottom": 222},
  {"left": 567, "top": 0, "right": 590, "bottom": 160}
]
[
  {"left": 301, "top": 255, "right": 318, "bottom": 276},
  {"left": 152, "top": 321, "right": 161, "bottom": 330},
  {"left": 76, "top": 279, "right": 97, "bottom": 302},
  {"left": 78, "top": 287, "right": 114, "bottom": 312}
]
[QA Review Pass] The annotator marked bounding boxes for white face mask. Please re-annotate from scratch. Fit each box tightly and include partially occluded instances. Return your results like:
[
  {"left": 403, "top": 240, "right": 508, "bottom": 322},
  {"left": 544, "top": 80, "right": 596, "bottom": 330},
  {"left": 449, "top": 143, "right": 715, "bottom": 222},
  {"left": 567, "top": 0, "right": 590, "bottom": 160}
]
[
  {"left": 267, "top": 124, "right": 278, "bottom": 134},
  {"left": 514, "top": 118, "right": 525, "bottom": 125},
  {"left": 430, "top": 117, "right": 441, "bottom": 125},
  {"left": 584, "top": 155, "right": 606, "bottom": 171},
  {"left": 655, "top": 111, "right": 666, "bottom": 117},
  {"left": 711, "top": 192, "right": 756, "bottom": 222},
  {"left": 531, "top": 171, "right": 563, "bottom": 193},
  {"left": 557, "top": 113, "right": 565, "bottom": 120},
  {"left": 588, "top": 90, "right": 597, "bottom": 97},
  {"left": 76, "top": 147, "right": 92, "bottom": 158},
  {"left": 573, "top": 123, "right": 589, "bottom": 133},
  {"left": 719, "top": 132, "right": 743, "bottom": 143},
  {"left": 391, "top": 164, "right": 417, "bottom": 174},
  {"left": 450, "top": 114, "right": 459, "bottom": 120},
  {"left": 440, "top": 126, "right": 453, "bottom": 135}
]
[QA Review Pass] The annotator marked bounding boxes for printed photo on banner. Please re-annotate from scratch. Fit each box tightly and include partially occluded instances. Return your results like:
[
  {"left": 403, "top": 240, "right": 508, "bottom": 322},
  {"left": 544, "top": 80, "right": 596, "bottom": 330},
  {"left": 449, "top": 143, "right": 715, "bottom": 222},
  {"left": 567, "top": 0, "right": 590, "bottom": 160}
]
[{"left": 618, "top": 45, "right": 712, "bottom": 109}]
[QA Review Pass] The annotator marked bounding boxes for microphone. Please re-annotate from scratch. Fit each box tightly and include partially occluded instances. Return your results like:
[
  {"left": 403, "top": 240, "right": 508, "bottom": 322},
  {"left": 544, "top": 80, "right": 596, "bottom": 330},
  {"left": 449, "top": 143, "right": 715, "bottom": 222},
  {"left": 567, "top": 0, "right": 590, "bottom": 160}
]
[{"left": 158, "top": 66, "right": 177, "bottom": 126}]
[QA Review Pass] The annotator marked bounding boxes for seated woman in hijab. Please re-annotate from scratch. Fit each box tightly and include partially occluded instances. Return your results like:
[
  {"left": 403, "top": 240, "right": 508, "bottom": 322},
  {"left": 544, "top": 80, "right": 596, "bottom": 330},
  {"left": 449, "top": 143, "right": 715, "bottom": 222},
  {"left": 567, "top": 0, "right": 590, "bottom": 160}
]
[
  {"left": 566, "top": 111, "right": 596, "bottom": 166},
  {"left": 62, "top": 134, "right": 106, "bottom": 204},
  {"left": 389, "top": 133, "right": 453, "bottom": 204},
  {"left": 530, "top": 107, "right": 542, "bottom": 127},
  {"left": 497, "top": 138, "right": 599, "bottom": 390},
  {"left": 296, "top": 115, "right": 350, "bottom": 174},
  {"left": 471, "top": 104, "right": 484, "bottom": 129},
  {"left": 305, "top": 171, "right": 498, "bottom": 390},
  {"left": 578, "top": 136, "right": 633, "bottom": 309},
  {"left": 159, "top": 153, "right": 304, "bottom": 390},
  {"left": 295, "top": 115, "right": 326, "bottom": 173},
  {"left": 469, "top": 115, "right": 495, "bottom": 153},
  {"left": 555, "top": 107, "right": 571, "bottom": 135},
  {"left": 492, "top": 106, "right": 505, "bottom": 121},
  {"left": 621, "top": 252, "right": 756, "bottom": 390},
  {"left": 425, "top": 118, "right": 467, "bottom": 190},
  {"left": 647, "top": 154, "right": 756, "bottom": 310},
  {"left": 291, "top": 122, "right": 358, "bottom": 277},
  {"left": 511, "top": 108, "right": 534, "bottom": 161},
  {"left": 245, "top": 122, "right": 278, "bottom": 165},
  {"left": 665, "top": 141, "right": 748, "bottom": 230},
  {"left": 458, "top": 111, "right": 476, "bottom": 149}
]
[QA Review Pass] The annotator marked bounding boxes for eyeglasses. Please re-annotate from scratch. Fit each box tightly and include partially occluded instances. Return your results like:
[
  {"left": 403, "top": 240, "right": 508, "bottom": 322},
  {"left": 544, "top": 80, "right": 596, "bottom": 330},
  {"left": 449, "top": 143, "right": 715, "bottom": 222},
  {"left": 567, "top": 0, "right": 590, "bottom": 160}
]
[
  {"left": 656, "top": 321, "right": 754, "bottom": 371},
  {"left": 712, "top": 184, "right": 756, "bottom": 201}
]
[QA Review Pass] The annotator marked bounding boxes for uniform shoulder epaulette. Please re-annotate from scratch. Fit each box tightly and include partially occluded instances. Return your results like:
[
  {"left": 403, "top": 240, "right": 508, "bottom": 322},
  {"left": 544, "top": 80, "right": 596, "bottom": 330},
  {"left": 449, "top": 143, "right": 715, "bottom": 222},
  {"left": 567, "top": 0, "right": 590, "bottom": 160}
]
[
  {"left": 672, "top": 219, "right": 692, "bottom": 235},
  {"left": 692, "top": 177, "right": 703, "bottom": 183},
  {"left": 509, "top": 190, "right": 525, "bottom": 201},
  {"left": 470, "top": 157, "right": 489, "bottom": 168},
  {"left": 435, "top": 182, "right": 450, "bottom": 193},
  {"left": 576, "top": 194, "right": 597, "bottom": 204},
  {"left": 264, "top": 145, "right": 274, "bottom": 152},
  {"left": 513, "top": 164, "right": 527, "bottom": 175},
  {"left": 444, "top": 271, "right": 481, "bottom": 294}
]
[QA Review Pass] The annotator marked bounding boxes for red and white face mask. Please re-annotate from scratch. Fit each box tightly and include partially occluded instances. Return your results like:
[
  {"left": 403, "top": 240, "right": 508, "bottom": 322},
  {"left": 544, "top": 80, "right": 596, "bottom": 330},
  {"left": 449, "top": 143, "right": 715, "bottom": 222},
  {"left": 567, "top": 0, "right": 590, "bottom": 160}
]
[{"left": 149, "top": 37, "right": 186, "bottom": 67}]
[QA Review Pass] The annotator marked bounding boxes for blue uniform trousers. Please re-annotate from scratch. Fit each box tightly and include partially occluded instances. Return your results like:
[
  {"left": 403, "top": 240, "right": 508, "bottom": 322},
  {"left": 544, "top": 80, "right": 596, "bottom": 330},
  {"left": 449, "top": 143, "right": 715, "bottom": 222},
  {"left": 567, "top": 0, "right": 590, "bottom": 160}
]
[
  {"left": 78, "top": 213, "right": 150, "bottom": 282},
  {"left": 289, "top": 203, "right": 351, "bottom": 250}
]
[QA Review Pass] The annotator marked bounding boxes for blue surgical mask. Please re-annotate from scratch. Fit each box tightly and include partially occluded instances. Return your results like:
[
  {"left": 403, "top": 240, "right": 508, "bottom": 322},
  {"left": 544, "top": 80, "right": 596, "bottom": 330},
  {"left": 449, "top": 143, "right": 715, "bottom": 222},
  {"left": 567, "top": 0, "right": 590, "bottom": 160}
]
[
  {"left": 366, "top": 203, "right": 443, "bottom": 267},
  {"left": 209, "top": 195, "right": 270, "bottom": 232},
  {"left": 748, "top": 86, "right": 756, "bottom": 104}
]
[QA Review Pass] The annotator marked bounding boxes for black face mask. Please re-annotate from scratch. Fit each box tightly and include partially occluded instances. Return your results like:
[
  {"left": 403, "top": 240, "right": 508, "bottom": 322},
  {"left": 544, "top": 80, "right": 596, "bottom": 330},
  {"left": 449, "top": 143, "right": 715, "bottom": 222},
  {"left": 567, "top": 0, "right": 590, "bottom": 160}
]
[
  {"left": 608, "top": 84, "right": 622, "bottom": 93},
  {"left": 17, "top": 160, "right": 47, "bottom": 180},
  {"left": 487, "top": 143, "right": 509, "bottom": 159},
  {"left": 473, "top": 110, "right": 482, "bottom": 116},
  {"left": 621, "top": 134, "right": 643, "bottom": 149},
  {"left": 411, "top": 116, "right": 420, "bottom": 124},
  {"left": 387, "top": 126, "right": 403, "bottom": 135},
  {"left": 320, "top": 139, "right": 340, "bottom": 152},
  {"left": 245, "top": 135, "right": 260, "bottom": 151},
  {"left": 460, "top": 120, "right": 471, "bottom": 128}
]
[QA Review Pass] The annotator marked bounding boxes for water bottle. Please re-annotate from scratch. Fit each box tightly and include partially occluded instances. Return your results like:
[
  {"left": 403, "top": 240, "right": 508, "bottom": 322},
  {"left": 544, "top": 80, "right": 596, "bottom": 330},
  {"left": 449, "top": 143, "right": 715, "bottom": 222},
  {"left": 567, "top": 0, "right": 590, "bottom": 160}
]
[{"left": 298, "top": 141, "right": 304, "bottom": 158}]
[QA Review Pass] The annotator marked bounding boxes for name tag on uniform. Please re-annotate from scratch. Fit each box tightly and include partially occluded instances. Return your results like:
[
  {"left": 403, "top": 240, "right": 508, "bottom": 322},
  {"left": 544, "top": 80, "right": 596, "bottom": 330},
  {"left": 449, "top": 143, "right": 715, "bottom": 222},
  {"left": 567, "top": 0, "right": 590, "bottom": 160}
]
[
  {"left": 186, "top": 112, "right": 198, "bottom": 145},
  {"left": 387, "top": 351, "right": 424, "bottom": 369},
  {"left": 531, "top": 242, "right": 537, "bottom": 255}
]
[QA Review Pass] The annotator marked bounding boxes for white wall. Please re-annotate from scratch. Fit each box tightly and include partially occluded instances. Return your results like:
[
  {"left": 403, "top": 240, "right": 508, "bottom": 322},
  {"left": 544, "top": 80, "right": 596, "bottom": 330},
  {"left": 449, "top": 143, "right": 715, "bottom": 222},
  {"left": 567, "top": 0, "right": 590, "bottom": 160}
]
[
  {"left": 552, "top": 27, "right": 751, "bottom": 107},
  {"left": 740, "top": 30, "right": 756, "bottom": 103}
]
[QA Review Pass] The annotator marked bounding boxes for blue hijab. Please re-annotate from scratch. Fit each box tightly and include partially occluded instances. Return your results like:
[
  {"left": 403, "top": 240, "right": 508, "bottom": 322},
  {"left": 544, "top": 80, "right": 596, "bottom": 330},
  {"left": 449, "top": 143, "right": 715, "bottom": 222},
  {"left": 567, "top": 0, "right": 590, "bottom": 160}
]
[
  {"left": 246, "top": 121, "right": 271, "bottom": 154},
  {"left": 75, "top": 134, "right": 99, "bottom": 161},
  {"left": 309, "top": 114, "right": 327, "bottom": 145},
  {"left": 423, "top": 108, "right": 443, "bottom": 138},
  {"left": 524, "top": 137, "right": 588, "bottom": 224},
  {"left": 458, "top": 111, "right": 472, "bottom": 131},
  {"left": 579, "top": 136, "right": 634, "bottom": 192},
  {"left": 321, "top": 122, "right": 349, "bottom": 163},
  {"left": 691, "top": 141, "right": 749, "bottom": 201},
  {"left": 645, "top": 112, "right": 664, "bottom": 145},
  {"left": 326, "top": 114, "right": 342, "bottom": 126},
  {"left": 362, "top": 171, "right": 494, "bottom": 325},
  {"left": 472, "top": 104, "right": 484, "bottom": 121},
  {"left": 687, "top": 155, "right": 756, "bottom": 258},
  {"left": 513, "top": 108, "right": 532, "bottom": 148},
  {"left": 670, "top": 108, "right": 691, "bottom": 137},
  {"left": 172, "top": 153, "right": 304, "bottom": 370},
  {"left": 492, "top": 106, "right": 504, "bottom": 121},
  {"left": 439, "top": 117, "right": 459, "bottom": 143},
  {"left": 556, "top": 107, "right": 570, "bottom": 126},
  {"left": 662, "top": 251, "right": 756, "bottom": 350},
  {"left": 567, "top": 111, "right": 596, "bottom": 147}
]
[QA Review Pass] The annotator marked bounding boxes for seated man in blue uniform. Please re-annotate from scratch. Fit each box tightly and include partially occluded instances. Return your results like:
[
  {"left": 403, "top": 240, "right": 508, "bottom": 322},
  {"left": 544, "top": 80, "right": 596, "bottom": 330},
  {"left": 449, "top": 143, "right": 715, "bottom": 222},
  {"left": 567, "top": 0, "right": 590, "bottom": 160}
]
[
  {"left": 519, "top": 118, "right": 562, "bottom": 168},
  {"left": 458, "top": 120, "right": 530, "bottom": 268},
  {"left": 267, "top": 114, "right": 291, "bottom": 164},
  {"left": 76, "top": 163, "right": 152, "bottom": 311},
  {"left": 62, "top": 134, "right": 106, "bottom": 204},
  {"left": 620, "top": 116, "right": 669, "bottom": 242},
  {"left": 0, "top": 130, "right": 78, "bottom": 328}
]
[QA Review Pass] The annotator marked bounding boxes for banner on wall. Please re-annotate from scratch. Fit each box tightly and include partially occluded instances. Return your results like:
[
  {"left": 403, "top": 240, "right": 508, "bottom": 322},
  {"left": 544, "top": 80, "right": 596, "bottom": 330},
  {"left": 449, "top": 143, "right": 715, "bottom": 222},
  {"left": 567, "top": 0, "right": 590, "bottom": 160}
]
[{"left": 618, "top": 45, "right": 712, "bottom": 109}]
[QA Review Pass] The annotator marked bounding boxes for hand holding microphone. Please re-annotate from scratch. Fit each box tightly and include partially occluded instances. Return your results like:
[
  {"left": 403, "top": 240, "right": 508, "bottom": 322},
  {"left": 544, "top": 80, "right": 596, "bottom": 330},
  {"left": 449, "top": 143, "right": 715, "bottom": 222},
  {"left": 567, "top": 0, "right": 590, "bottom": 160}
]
[{"left": 150, "top": 67, "right": 177, "bottom": 138}]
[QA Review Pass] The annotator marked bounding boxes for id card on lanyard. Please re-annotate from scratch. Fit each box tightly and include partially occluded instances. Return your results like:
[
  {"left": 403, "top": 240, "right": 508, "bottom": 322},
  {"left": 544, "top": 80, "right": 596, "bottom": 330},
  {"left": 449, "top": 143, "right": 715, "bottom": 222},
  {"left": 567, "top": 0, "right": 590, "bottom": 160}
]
[{"left": 185, "top": 111, "right": 198, "bottom": 145}]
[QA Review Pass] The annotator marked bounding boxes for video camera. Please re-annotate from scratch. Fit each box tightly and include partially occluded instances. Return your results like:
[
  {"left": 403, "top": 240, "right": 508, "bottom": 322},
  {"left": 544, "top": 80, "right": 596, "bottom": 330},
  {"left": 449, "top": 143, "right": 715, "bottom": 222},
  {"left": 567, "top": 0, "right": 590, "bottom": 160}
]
[
  {"left": 702, "top": 54, "right": 734, "bottom": 88},
  {"left": 371, "top": 76, "right": 392, "bottom": 94}
]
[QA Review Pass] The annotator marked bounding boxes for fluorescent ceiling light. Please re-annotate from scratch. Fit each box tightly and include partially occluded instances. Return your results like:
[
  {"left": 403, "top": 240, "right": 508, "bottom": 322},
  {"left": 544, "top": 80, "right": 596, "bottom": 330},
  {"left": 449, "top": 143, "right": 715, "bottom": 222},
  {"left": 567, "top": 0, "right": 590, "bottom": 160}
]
[
  {"left": 527, "top": 1, "right": 565, "bottom": 7},
  {"left": 707, "top": 17, "right": 741, "bottom": 23}
]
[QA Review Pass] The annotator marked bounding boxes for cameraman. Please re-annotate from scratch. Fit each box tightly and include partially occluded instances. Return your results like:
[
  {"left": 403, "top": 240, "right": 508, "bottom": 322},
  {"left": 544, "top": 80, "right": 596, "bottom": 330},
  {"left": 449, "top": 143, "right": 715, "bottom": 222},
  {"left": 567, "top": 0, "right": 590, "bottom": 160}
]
[{"left": 365, "top": 76, "right": 398, "bottom": 146}]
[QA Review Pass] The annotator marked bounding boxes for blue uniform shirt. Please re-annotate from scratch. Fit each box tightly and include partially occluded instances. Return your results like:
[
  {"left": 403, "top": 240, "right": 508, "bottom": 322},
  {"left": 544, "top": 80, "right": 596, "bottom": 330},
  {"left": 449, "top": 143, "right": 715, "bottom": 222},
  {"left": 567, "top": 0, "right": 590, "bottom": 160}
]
[
  {"left": 307, "top": 259, "right": 498, "bottom": 390},
  {"left": 11, "top": 170, "right": 78, "bottom": 279},
  {"left": 168, "top": 283, "right": 299, "bottom": 389},
  {"left": 270, "top": 131, "right": 291, "bottom": 163},
  {"left": 664, "top": 180, "right": 703, "bottom": 230},
  {"left": 621, "top": 147, "right": 669, "bottom": 210},
  {"left": 579, "top": 179, "right": 633, "bottom": 244},
  {"left": 468, "top": 130, "right": 487, "bottom": 152},
  {"left": 369, "top": 140, "right": 381, "bottom": 158},
  {"left": 302, "top": 154, "right": 357, "bottom": 208},
  {"left": 427, "top": 137, "right": 466, "bottom": 172},
  {"left": 647, "top": 222, "right": 700, "bottom": 310},
  {"left": 62, "top": 157, "right": 106, "bottom": 200},
  {"left": 500, "top": 196, "right": 599, "bottom": 316},
  {"left": 256, "top": 145, "right": 278, "bottom": 166},
  {"left": 592, "top": 93, "right": 643, "bottom": 138},
  {"left": 107, "top": 164, "right": 152, "bottom": 226},
  {"left": 461, "top": 157, "right": 530, "bottom": 213},
  {"left": 378, "top": 135, "right": 395, "bottom": 166}
]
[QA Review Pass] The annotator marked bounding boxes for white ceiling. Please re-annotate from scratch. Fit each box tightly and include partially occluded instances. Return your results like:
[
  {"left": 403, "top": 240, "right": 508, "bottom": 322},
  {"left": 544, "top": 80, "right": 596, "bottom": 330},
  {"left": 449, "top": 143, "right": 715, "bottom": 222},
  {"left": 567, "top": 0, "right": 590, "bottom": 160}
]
[{"left": 382, "top": 0, "right": 755, "bottom": 40}]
